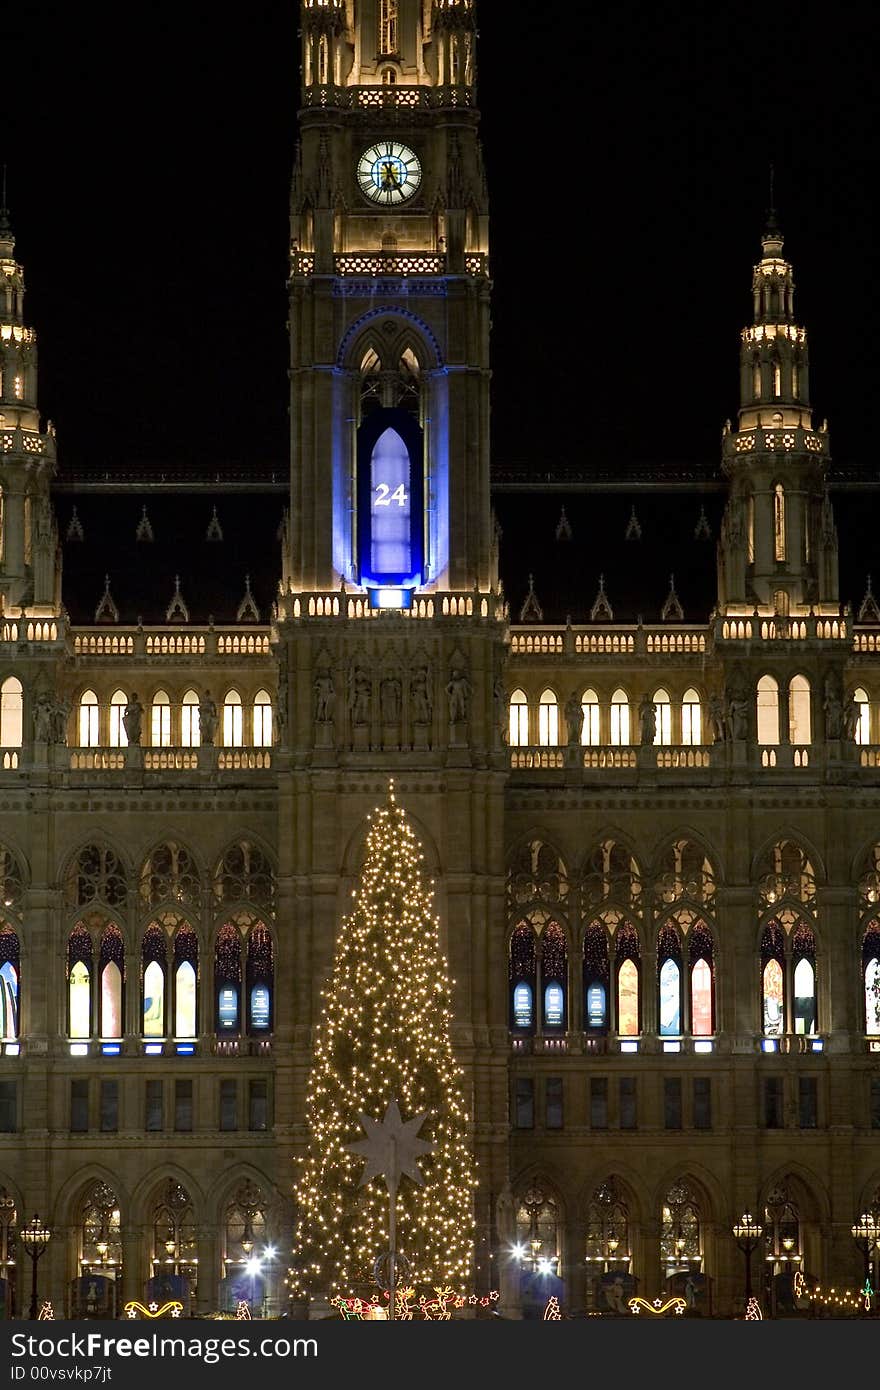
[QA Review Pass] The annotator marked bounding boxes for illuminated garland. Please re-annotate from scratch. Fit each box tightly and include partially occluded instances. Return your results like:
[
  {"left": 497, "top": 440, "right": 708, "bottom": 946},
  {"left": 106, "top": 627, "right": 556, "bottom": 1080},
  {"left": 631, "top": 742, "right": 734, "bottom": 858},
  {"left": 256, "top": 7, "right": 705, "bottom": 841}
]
[
  {"left": 289, "top": 784, "right": 477, "bottom": 1300},
  {"left": 628, "top": 1296, "right": 686, "bottom": 1317},
  {"left": 124, "top": 1301, "right": 183, "bottom": 1319},
  {"left": 330, "top": 1289, "right": 499, "bottom": 1321},
  {"left": 792, "top": 1270, "right": 874, "bottom": 1313}
]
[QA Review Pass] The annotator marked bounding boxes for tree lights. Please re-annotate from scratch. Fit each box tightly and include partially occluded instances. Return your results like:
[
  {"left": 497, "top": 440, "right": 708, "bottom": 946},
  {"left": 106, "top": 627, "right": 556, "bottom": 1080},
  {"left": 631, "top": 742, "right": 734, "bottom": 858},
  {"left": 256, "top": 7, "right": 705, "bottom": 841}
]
[{"left": 288, "top": 783, "right": 476, "bottom": 1304}]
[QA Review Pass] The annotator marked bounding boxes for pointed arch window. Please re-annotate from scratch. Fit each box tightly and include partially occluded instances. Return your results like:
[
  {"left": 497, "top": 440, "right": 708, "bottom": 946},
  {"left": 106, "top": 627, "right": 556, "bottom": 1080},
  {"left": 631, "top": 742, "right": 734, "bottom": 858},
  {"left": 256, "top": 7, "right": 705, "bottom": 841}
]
[
  {"left": 378, "top": 0, "right": 399, "bottom": 55},
  {"left": 540, "top": 920, "right": 567, "bottom": 1032},
  {"left": 215, "top": 921, "right": 242, "bottom": 1034},
  {"left": 99, "top": 923, "right": 124, "bottom": 1039},
  {"left": 245, "top": 923, "right": 273, "bottom": 1033},
  {"left": 109, "top": 690, "right": 128, "bottom": 748},
  {"left": 68, "top": 924, "right": 93, "bottom": 1039},
  {"left": 253, "top": 691, "right": 273, "bottom": 748},
  {"left": 792, "top": 923, "right": 816, "bottom": 1035},
  {"left": 79, "top": 690, "right": 99, "bottom": 748},
  {"left": 585, "top": 1179, "right": 631, "bottom": 1296},
  {"left": 509, "top": 690, "right": 529, "bottom": 748},
  {"left": 615, "top": 924, "right": 640, "bottom": 1036},
  {"left": 661, "top": 1180, "right": 703, "bottom": 1274},
  {"left": 223, "top": 691, "right": 243, "bottom": 748},
  {"left": 181, "top": 691, "right": 200, "bottom": 748},
  {"left": 0, "top": 677, "right": 23, "bottom": 748},
  {"left": 689, "top": 921, "right": 715, "bottom": 1037},
  {"left": 763, "top": 1186, "right": 802, "bottom": 1277},
  {"left": 80, "top": 1182, "right": 122, "bottom": 1280},
  {"left": 151, "top": 690, "right": 171, "bottom": 748},
  {"left": 652, "top": 689, "right": 671, "bottom": 746},
  {"left": 610, "top": 689, "right": 630, "bottom": 746},
  {"left": 151, "top": 1180, "right": 197, "bottom": 1278},
  {"left": 515, "top": 1184, "right": 560, "bottom": 1277},
  {"left": 538, "top": 690, "right": 559, "bottom": 747},
  {"left": 774, "top": 483, "right": 786, "bottom": 561},
  {"left": 509, "top": 922, "right": 536, "bottom": 1032},
  {"left": 141, "top": 924, "right": 167, "bottom": 1038},
  {"left": 761, "top": 922, "right": 785, "bottom": 1037},
  {"left": 757, "top": 675, "right": 780, "bottom": 745},
  {"left": 583, "top": 921, "right": 609, "bottom": 1033},
  {"left": 863, "top": 923, "right": 880, "bottom": 1035},
  {"left": 173, "top": 925, "right": 198, "bottom": 1039},
  {"left": 681, "top": 689, "right": 702, "bottom": 746},
  {"left": 581, "top": 689, "right": 600, "bottom": 745},
  {"left": 788, "top": 675, "right": 811, "bottom": 745},
  {"left": 0, "top": 925, "right": 20, "bottom": 1041},
  {"left": 657, "top": 924, "right": 682, "bottom": 1036},
  {"left": 853, "top": 688, "right": 870, "bottom": 745}
]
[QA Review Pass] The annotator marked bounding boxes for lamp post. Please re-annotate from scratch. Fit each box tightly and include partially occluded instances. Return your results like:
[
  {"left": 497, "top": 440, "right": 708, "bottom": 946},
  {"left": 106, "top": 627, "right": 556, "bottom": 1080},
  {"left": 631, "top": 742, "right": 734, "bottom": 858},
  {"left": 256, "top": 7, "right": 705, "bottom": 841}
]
[
  {"left": 732, "top": 1212, "right": 763, "bottom": 1301},
  {"left": 20, "top": 1214, "right": 51, "bottom": 1321},
  {"left": 851, "top": 1212, "right": 879, "bottom": 1292}
]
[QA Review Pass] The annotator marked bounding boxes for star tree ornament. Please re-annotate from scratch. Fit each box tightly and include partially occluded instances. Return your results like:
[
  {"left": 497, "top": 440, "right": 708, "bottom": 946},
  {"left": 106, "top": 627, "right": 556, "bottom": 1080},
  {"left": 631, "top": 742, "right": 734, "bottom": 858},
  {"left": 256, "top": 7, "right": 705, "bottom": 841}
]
[{"left": 346, "top": 1099, "right": 436, "bottom": 1320}]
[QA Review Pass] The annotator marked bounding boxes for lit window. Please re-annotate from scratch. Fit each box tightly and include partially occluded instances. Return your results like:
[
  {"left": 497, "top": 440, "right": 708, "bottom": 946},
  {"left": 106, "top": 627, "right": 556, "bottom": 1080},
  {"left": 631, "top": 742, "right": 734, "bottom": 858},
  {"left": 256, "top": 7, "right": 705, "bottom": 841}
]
[
  {"left": 864, "top": 936, "right": 880, "bottom": 1035},
  {"left": 68, "top": 926, "right": 93, "bottom": 1039},
  {"left": 109, "top": 690, "right": 128, "bottom": 748},
  {"left": 13, "top": 375, "right": 23, "bottom": 400},
  {"left": 78, "top": 690, "right": 99, "bottom": 748},
  {"left": 142, "top": 925, "right": 167, "bottom": 1038},
  {"left": 181, "top": 690, "right": 200, "bottom": 748},
  {"left": 99, "top": 925, "right": 124, "bottom": 1038},
  {"left": 379, "top": 0, "right": 398, "bottom": 54},
  {"left": 538, "top": 689, "right": 559, "bottom": 747},
  {"left": 151, "top": 691, "right": 171, "bottom": 747},
  {"left": 753, "top": 361, "right": 761, "bottom": 399},
  {"left": 581, "top": 689, "right": 600, "bottom": 745},
  {"left": 788, "top": 675, "right": 811, "bottom": 745},
  {"left": 610, "top": 689, "right": 630, "bottom": 746},
  {"left": 772, "top": 360, "right": 781, "bottom": 397},
  {"left": 653, "top": 689, "right": 671, "bottom": 746},
  {"left": 246, "top": 924, "right": 274, "bottom": 1033},
  {"left": 774, "top": 483, "right": 786, "bottom": 562},
  {"left": 509, "top": 690, "right": 528, "bottom": 747},
  {"left": 174, "top": 927, "right": 198, "bottom": 1039},
  {"left": 757, "top": 675, "right": 779, "bottom": 745},
  {"left": 615, "top": 925, "right": 640, "bottom": 1036},
  {"left": 854, "top": 688, "right": 870, "bottom": 745},
  {"left": 792, "top": 362, "right": 799, "bottom": 399},
  {"left": 0, "top": 677, "right": 23, "bottom": 748},
  {"left": 681, "top": 689, "right": 702, "bottom": 745},
  {"left": 0, "top": 928, "right": 20, "bottom": 1042},
  {"left": 253, "top": 691, "right": 273, "bottom": 747},
  {"left": 223, "top": 691, "right": 243, "bottom": 747}
]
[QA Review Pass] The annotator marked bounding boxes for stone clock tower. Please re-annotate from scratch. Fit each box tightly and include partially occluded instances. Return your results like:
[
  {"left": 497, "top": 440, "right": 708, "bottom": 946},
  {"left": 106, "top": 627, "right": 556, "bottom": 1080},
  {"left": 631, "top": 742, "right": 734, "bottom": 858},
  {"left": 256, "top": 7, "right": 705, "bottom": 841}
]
[{"left": 277, "top": 0, "right": 510, "bottom": 1302}]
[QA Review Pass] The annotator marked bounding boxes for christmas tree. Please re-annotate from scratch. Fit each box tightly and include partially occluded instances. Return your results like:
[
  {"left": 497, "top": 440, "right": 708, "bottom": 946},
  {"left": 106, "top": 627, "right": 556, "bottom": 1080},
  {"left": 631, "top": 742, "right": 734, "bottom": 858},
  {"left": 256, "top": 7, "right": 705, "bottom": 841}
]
[{"left": 289, "top": 782, "right": 476, "bottom": 1302}]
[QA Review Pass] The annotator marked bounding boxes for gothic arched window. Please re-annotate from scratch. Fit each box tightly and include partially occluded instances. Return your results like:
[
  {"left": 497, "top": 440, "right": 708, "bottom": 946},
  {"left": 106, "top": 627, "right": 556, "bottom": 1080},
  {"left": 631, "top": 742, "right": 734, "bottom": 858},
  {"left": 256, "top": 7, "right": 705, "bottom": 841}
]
[
  {"left": 581, "top": 688, "right": 600, "bottom": 745},
  {"left": 213, "top": 841, "right": 275, "bottom": 912},
  {"left": 151, "top": 1180, "right": 197, "bottom": 1282},
  {"left": 109, "top": 690, "right": 128, "bottom": 748},
  {"left": 0, "top": 1190, "right": 17, "bottom": 1314},
  {"left": 142, "top": 924, "right": 167, "bottom": 1038},
  {"left": 508, "top": 690, "right": 528, "bottom": 747},
  {"left": 509, "top": 922, "right": 536, "bottom": 1032},
  {"left": 760, "top": 914, "right": 817, "bottom": 1038},
  {"left": 246, "top": 922, "right": 274, "bottom": 1034},
  {"left": 68, "top": 924, "right": 93, "bottom": 1039},
  {"left": 652, "top": 689, "right": 671, "bottom": 746},
  {"left": 515, "top": 1182, "right": 560, "bottom": 1277},
  {"left": 540, "top": 920, "right": 567, "bottom": 1032},
  {"left": 657, "top": 923, "right": 682, "bottom": 1036},
  {"left": 223, "top": 1182, "right": 268, "bottom": 1289},
  {"left": 788, "top": 674, "right": 812, "bottom": 745},
  {"left": 215, "top": 921, "right": 243, "bottom": 1035},
  {"left": 757, "top": 675, "right": 780, "bottom": 745},
  {"left": 65, "top": 844, "right": 127, "bottom": 911},
  {"left": 538, "top": 689, "right": 559, "bottom": 747},
  {"left": 681, "top": 688, "right": 702, "bottom": 745},
  {"left": 0, "top": 924, "right": 20, "bottom": 1041},
  {"left": 661, "top": 1180, "right": 703, "bottom": 1274},
  {"left": 99, "top": 923, "right": 124, "bottom": 1039},
  {"left": 174, "top": 924, "right": 198, "bottom": 1039},
  {"left": 583, "top": 921, "right": 610, "bottom": 1033},
  {"left": 585, "top": 1178, "right": 631, "bottom": 1309},
  {"left": 610, "top": 689, "right": 630, "bottom": 745},
  {"left": 223, "top": 691, "right": 243, "bottom": 747},
  {"left": 853, "top": 687, "right": 871, "bottom": 745},
  {"left": 80, "top": 1181, "right": 122, "bottom": 1279},
  {"left": 181, "top": 690, "right": 200, "bottom": 748},
  {"left": 615, "top": 923, "right": 641, "bottom": 1037},
  {"left": 0, "top": 677, "right": 23, "bottom": 748},
  {"left": 151, "top": 690, "right": 171, "bottom": 747},
  {"left": 140, "top": 843, "right": 200, "bottom": 910},
  {"left": 688, "top": 919, "right": 715, "bottom": 1037},
  {"left": 79, "top": 690, "right": 99, "bottom": 748},
  {"left": 253, "top": 691, "right": 273, "bottom": 747}
]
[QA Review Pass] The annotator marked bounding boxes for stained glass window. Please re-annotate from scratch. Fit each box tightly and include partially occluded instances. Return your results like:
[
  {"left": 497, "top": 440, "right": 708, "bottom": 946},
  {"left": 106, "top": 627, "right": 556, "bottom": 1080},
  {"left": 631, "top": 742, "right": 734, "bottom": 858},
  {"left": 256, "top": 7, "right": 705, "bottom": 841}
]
[
  {"left": 657, "top": 925, "right": 682, "bottom": 1036},
  {"left": 174, "top": 928, "right": 198, "bottom": 1039},
  {"left": 68, "top": 925, "right": 93, "bottom": 1038},
  {"left": 509, "top": 922, "right": 536, "bottom": 1031},
  {"left": 863, "top": 923, "right": 880, "bottom": 1034},
  {"left": 0, "top": 928, "right": 19, "bottom": 1041}
]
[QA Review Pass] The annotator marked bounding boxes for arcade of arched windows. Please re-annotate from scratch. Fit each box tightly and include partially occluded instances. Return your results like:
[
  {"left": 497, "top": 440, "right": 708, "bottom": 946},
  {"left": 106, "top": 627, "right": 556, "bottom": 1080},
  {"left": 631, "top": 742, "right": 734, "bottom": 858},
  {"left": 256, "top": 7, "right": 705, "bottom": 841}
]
[
  {"left": 505, "top": 834, "right": 880, "bottom": 1051},
  {"left": 0, "top": 1175, "right": 285, "bottom": 1317},
  {"left": 0, "top": 837, "right": 276, "bottom": 1054},
  {"left": 508, "top": 1170, "right": 850, "bottom": 1314}
]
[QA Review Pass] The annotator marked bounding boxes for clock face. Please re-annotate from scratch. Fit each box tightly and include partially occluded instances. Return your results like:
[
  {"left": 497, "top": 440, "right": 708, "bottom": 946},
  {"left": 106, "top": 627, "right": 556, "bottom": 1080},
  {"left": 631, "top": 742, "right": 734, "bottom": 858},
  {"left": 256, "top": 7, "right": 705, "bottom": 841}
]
[{"left": 357, "top": 141, "right": 421, "bottom": 205}]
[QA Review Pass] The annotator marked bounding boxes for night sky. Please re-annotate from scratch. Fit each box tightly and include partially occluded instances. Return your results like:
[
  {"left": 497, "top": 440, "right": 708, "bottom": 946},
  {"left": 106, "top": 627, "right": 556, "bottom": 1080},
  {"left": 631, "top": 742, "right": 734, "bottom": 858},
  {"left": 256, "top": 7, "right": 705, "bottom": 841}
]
[{"left": 3, "top": 1, "right": 878, "bottom": 479}]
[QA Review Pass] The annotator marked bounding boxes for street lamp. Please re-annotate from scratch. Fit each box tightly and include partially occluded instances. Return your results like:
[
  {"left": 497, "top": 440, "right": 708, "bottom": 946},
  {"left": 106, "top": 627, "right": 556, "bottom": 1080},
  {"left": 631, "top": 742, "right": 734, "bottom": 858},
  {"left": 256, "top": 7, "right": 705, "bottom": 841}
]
[
  {"left": 20, "top": 1214, "right": 51, "bottom": 1320},
  {"left": 851, "top": 1212, "right": 879, "bottom": 1291},
  {"left": 732, "top": 1211, "right": 763, "bottom": 1301}
]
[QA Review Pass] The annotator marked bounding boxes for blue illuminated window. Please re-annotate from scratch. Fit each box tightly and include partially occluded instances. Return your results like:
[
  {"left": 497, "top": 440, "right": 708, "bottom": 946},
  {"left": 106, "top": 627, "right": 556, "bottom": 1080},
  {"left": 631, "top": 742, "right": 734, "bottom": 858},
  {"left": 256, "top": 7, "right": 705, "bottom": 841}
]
[
  {"left": 513, "top": 982, "right": 533, "bottom": 1030},
  {"left": 357, "top": 407, "right": 423, "bottom": 586}
]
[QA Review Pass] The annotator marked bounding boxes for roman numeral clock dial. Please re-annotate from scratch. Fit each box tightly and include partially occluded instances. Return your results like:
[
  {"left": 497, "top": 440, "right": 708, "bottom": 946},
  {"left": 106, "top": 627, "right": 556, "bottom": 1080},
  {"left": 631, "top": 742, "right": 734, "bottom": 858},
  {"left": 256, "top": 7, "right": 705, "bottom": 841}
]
[{"left": 357, "top": 141, "right": 421, "bottom": 205}]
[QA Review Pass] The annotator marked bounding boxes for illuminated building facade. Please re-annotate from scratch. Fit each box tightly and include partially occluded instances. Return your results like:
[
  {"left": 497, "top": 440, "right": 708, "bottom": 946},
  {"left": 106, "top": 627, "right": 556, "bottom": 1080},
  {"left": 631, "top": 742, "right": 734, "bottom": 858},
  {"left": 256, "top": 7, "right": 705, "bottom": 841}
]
[{"left": 1, "top": 0, "right": 880, "bottom": 1318}]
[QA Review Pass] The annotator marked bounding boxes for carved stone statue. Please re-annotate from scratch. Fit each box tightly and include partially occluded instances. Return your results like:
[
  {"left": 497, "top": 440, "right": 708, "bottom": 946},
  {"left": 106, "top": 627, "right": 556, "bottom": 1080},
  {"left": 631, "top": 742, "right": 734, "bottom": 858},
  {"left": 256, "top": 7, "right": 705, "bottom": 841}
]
[
  {"left": 33, "top": 694, "right": 53, "bottom": 743},
  {"left": 313, "top": 671, "right": 335, "bottom": 723},
  {"left": 638, "top": 693, "right": 656, "bottom": 745},
  {"left": 410, "top": 665, "right": 432, "bottom": 725},
  {"left": 823, "top": 677, "right": 844, "bottom": 740},
  {"left": 446, "top": 667, "right": 472, "bottom": 723},
  {"left": 843, "top": 694, "right": 861, "bottom": 743},
  {"left": 276, "top": 664, "right": 288, "bottom": 735},
  {"left": 122, "top": 693, "right": 144, "bottom": 745},
  {"left": 380, "top": 671, "right": 402, "bottom": 725},
  {"left": 727, "top": 696, "right": 749, "bottom": 741},
  {"left": 198, "top": 691, "right": 218, "bottom": 745},
  {"left": 51, "top": 698, "right": 69, "bottom": 746},
  {"left": 493, "top": 678, "right": 508, "bottom": 745},
  {"left": 564, "top": 691, "right": 583, "bottom": 745},
  {"left": 708, "top": 692, "right": 727, "bottom": 743},
  {"left": 348, "top": 665, "right": 372, "bottom": 726}
]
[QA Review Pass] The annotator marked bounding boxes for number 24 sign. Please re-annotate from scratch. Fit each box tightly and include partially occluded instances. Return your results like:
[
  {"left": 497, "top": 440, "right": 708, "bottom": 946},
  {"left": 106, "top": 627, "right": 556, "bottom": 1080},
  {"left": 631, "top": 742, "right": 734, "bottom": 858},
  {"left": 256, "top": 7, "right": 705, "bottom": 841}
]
[{"left": 374, "top": 483, "right": 408, "bottom": 507}]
